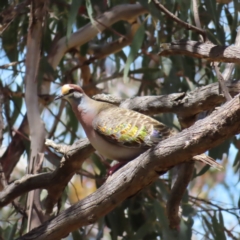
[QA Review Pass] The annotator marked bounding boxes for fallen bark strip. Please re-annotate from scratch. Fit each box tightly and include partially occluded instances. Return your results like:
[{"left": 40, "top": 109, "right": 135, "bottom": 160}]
[
  {"left": 15, "top": 94, "right": 240, "bottom": 240},
  {"left": 158, "top": 40, "right": 240, "bottom": 63}
]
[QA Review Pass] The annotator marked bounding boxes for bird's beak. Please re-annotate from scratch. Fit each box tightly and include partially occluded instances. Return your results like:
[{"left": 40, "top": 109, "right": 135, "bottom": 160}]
[{"left": 54, "top": 94, "right": 65, "bottom": 101}]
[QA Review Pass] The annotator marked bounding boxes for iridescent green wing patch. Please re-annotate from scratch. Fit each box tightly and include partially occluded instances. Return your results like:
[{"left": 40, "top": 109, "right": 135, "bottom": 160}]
[
  {"left": 93, "top": 106, "right": 172, "bottom": 148},
  {"left": 95, "top": 121, "right": 149, "bottom": 148}
]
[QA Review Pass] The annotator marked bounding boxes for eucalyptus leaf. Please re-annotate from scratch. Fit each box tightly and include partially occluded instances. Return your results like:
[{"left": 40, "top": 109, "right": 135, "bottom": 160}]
[
  {"left": 123, "top": 24, "right": 145, "bottom": 82},
  {"left": 67, "top": 0, "right": 83, "bottom": 39}
]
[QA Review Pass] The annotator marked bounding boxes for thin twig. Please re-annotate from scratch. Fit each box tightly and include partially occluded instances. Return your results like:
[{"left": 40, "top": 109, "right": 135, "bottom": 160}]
[
  {"left": 0, "top": 60, "right": 25, "bottom": 69},
  {"left": 192, "top": 0, "right": 204, "bottom": 42},
  {"left": 213, "top": 63, "right": 232, "bottom": 101},
  {"left": 152, "top": 0, "right": 207, "bottom": 41}
]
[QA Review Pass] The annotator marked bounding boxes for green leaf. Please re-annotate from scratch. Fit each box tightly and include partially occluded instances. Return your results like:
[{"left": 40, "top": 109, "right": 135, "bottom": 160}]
[
  {"left": 72, "top": 229, "right": 84, "bottom": 240},
  {"left": 86, "top": 0, "right": 95, "bottom": 26},
  {"left": 106, "top": 205, "right": 128, "bottom": 238},
  {"left": 9, "top": 85, "right": 23, "bottom": 126},
  {"left": 179, "top": 219, "right": 192, "bottom": 240},
  {"left": 218, "top": 211, "right": 224, "bottom": 226},
  {"left": 129, "top": 67, "right": 161, "bottom": 75},
  {"left": 67, "top": 0, "right": 83, "bottom": 39},
  {"left": 129, "top": 197, "right": 147, "bottom": 232},
  {"left": 205, "top": 0, "right": 217, "bottom": 26},
  {"left": 182, "top": 203, "right": 195, "bottom": 217},
  {"left": 194, "top": 165, "right": 210, "bottom": 178},
  {"left": 123, "top": 24, "right": 145, "bottom": 82},
  {"left": 3, "top": 222, "right": 18, "bottom": 240},
  {"left": 91, "top": 153, "right": 107, "bottom": 177},
  {"left": 96, "top": 217, "right": 105, "bottom": 240},
  {"left": 161, "top": 57, "right": 172, "bottom": 77},
  {"left": 2, "top": 19, "right": 19, "bottom": 65},
  {"left": 153, "top": 200, "right": 179, "bottom": 240},
  {"left": 132, "top": 221, "right": 152, "bottom": 240},
  {"left": 116, "top": 50, "right": 127, "bottom": 63},
  {"left": 37, "top": 56, "right": 55, "bottom": 82},
  {"left": 202, "top": 215, "right": 215, "bottom": 236},
  {"left": 233, "top": 150, "right": 240, "bottom": 169},
  {"left": 209, "top": 139, "right": 231, "bottom": 160},
  {"left": 138, "top": 0, "right": 164, "bottom": 20},
  {"left": 212, "top": 212, "right": 226, "bottom": 240},
  {"left": 183, "top": 56, "right": 196, "bottom": 82},
  {"left": 224, "top": 7, "right": 233, "bottom": 29}
]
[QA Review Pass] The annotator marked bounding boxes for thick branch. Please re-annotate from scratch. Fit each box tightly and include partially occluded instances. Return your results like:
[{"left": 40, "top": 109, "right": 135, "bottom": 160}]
[
  {"left": 25, "top": 0, "right": 47, "bottom": 230},
  {"left": 166, "top": 162, "right": 194, "bottom": 229},
  {"left": 158, "top": 40, "right": 240, "bottom": 63},
  {"left": 15, "top": 94, "right": 240, "bottom": 240},
  {"left": 48, "top": 3, "right": 147, "bottom": 69},
  {"left": 93, "top": 80, "right": 240, "bottom": 119}
]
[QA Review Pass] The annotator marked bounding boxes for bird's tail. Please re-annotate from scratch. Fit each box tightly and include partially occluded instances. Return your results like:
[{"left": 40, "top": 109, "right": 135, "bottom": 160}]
[{"left": 192, "top": 154, "right": 223, "bottom": 171}]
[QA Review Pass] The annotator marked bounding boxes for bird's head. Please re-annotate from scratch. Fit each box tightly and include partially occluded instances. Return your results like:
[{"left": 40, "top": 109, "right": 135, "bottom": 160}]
[{"left": 55, "top": 84, "right": 85, "bottom": 104}]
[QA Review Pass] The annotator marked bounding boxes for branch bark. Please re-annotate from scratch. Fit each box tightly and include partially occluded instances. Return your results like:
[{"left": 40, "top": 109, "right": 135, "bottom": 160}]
[
  {"left": 0, "top": 139, "right": 94, "bottom": 209},
  {"left": 24, "top": 0, "right": 47, "bottom": 230},
  {"left": 158, "top": 40, "right": 240, "bottom": 63},
  {"left": 94, "top": 80, "right": 240, "bottom": 120},
  {"left": 152, "top": 0, "right": 206, "bottom": 41},
  {"left": 48, "top": 3, "right": 147, "bottom": 69},
  {"left": 15, "top": 94, "right": 240, "bottom": 240}
]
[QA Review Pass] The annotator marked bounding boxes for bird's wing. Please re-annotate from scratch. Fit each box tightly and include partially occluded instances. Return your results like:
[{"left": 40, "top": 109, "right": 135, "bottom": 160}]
[{"left": 92, "top": 106, "right": 172, "bottom": 148}]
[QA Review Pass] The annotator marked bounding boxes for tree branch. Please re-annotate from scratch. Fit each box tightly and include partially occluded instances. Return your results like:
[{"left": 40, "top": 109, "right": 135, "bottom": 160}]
[
  {"left": 15, "top": 94, "right": 240, "bottom": 240},
  {"left": 0, "top": 139, "right": 94, "bottom": 209},
  {"left": 152, "top": 0, "right": 207, "bottom": 41},
  {"left": 222, "top": 29, "right": 240, "bottom": 81},
  {"left": 24, "top": 0, "right": 47, "bottom": 230},
  {"left": 48, "top": 3, "right": 147, "bottom": 69},
  {"left": 94, "top": 80, "right": 240, "bottom": 120},
  {"left": 166, "top": 162, "right": 194, "bottom": 229},
  {"left": 158, "top": 40, "right": 240, "bottom": 63}
]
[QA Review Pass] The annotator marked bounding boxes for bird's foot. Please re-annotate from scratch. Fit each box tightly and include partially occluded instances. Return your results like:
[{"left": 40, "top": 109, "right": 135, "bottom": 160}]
[{"left": 107, "top": 161, "right": 129, "bottom": 176}]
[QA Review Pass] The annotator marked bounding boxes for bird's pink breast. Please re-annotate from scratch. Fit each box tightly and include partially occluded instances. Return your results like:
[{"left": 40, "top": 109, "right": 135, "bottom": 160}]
[{"left": 80, "top": 110, "right": 143, "bottom": 161}]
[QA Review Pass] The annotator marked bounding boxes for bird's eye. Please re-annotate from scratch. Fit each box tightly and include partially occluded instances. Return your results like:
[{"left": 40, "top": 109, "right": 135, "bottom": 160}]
[{"left": 68, "top": 89, "right": 75, "bottom": 94}]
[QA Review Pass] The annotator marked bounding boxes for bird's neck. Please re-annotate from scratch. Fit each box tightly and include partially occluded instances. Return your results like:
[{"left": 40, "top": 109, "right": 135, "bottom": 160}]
[{"left": 69, "top": 95, "right": 99, "bottom": 134}]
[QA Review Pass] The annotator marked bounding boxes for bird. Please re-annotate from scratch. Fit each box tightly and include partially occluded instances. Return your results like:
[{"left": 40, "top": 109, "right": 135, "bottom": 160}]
[{"left": 55, "top": 84, "right": 222, "bottom": 174}]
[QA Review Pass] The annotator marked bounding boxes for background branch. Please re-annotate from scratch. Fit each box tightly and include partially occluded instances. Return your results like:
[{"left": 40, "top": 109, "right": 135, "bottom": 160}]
[
  {"left": 152, "top": 0, "right": 206, "bottom": 41},
  {"left": 94, "top": 80, "right": 240, "bottom": 120},
  {"left": 159, "top": 40, "right": 240, "bottom": 63},
  {"left": 24, "top": 0, "right": 47, "bottom": 230},
  {"left": 0, "top": 139, "right": 94, "bottom": 209}
]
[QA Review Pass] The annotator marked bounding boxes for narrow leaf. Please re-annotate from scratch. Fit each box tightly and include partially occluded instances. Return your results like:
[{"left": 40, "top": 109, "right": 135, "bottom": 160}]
[
  {"left": 86, "top": 0, "right": 95, "bottom": 26},
  {"left": 67, "top": 0, "right": 83, "bottom": 39},
  {"left": 123, "top": 24, "right": 145, "bottom": 82}
]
